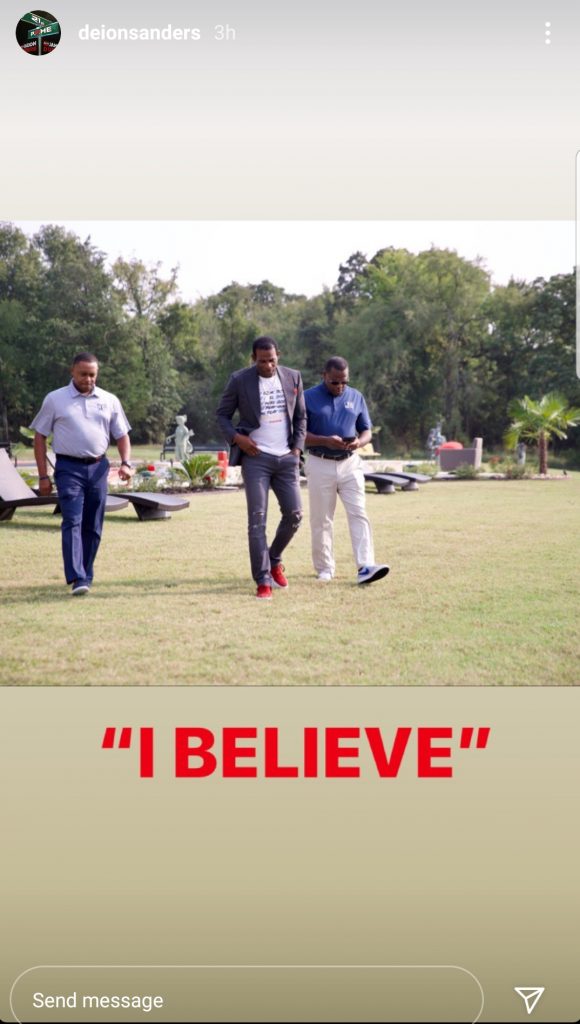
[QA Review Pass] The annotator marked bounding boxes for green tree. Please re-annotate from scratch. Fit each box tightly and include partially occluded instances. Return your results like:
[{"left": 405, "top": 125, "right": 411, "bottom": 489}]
[
  {"left": 480, "top": 280, "right": 535, "bottom": 444},
  {"left": 333, "top": 251, "right": 371, "bottom": 308},
  {"left": 482, "top": 274, "right": 580, "bottom": 448},
  {"left": 410, "top": 248, "right": 491, "bottom": 439},
  {"left": 0, "top": 224, "right": 123, "bottom": 435},
  {"left": 504, "top": 393, "right": 580, "bottom": 474},
  {"left": 112, "top": 258, "right": 182, "bottom": 440},
  {"left": 0, "top": 224, "right": 43, "bottom": 436},
  {"left": 158, "top": 301, "right": 216, "bottom": 441},
  {"left": 206, "top": 283, "right": 261, "bottom": 391},
  {"left": 0, "top": 298, "right": 32, "bottom": 438},
  {"left": 332, "top": 247, "right": 491, "bottom": 449},
  {"left": 294, "top": 292, "right": 336, "bottom": 386},
  {"left": 0, "top": 222, "right": 42, "bottom": 304},
  {"left": 33, "top": 225, "right": 120, "bottom": 377},
  {"left": 526, "top": 273, "right": 579, "bottom": 403}
]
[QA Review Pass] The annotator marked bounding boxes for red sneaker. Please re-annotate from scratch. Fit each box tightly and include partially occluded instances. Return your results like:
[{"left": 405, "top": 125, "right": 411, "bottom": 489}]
[
  {"left": 271, "top": 564, "right": 289, "bottom": 589},
  {"left": 256, "top": 584, "right": 273, "bottom": 600}
]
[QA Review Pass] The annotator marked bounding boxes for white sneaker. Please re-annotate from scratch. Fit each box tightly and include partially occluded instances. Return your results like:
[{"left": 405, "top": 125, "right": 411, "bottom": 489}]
[
  {"left": 317, "top": 571, "right": 333, "bottom": 582},
  {"left": 357, "top": 564, "right": 390, "bottom": 585}
]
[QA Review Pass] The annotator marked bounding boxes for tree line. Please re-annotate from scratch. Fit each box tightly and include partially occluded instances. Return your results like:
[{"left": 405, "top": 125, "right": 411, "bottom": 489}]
[{"left": 1, "top": 222, "right": 578, "bottom": 454}]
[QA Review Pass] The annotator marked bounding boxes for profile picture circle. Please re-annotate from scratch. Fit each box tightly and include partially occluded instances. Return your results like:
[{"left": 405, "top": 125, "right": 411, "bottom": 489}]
[{"left": 16, "top": 10, "right": 61, "bottom": 56}]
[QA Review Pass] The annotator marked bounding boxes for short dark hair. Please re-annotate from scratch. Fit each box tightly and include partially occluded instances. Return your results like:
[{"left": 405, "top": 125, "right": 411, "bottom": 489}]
[
  {"left": 324, "top": 356, "right": 348, "bottom": 373},
  {"left": 72, "top": 352, "right": 99, "bottom": 366},
  {"left": 252, "top": 336, "right": 279, "bottom": 356}
]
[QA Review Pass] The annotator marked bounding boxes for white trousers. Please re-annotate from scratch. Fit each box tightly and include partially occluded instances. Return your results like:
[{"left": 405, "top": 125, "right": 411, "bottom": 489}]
[{"left": 305, "top": 453, "right": 375, "bottom": 574}]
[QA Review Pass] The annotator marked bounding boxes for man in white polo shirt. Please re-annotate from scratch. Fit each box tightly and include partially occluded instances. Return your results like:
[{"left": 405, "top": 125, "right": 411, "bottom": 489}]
[{"left": 30, "top": 352, "right": 133, "bottom": 595}]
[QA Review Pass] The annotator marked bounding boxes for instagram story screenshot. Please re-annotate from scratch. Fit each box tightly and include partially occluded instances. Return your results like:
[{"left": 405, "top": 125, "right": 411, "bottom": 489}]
[{"left": 1, "top": 2, "right": 579, "bottom": 1022}]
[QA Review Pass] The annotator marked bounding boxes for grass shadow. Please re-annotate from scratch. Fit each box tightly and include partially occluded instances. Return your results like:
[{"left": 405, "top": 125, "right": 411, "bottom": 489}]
[{"left": 0, "top": 577, "right": 255, "bottom": 606}]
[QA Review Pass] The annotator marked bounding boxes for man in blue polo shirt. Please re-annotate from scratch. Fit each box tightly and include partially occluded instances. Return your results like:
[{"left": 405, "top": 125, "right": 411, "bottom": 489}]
[
  {"left": 30, "top": 352, "right": 133, "bottom": 595},
  {"left": 304, "top": 356, "right": 389, "bottom": 585}
]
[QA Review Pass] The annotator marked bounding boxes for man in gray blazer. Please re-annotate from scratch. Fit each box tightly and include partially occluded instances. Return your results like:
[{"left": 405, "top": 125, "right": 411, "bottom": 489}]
[{"left": 217, "top": 336, "right": 306, "bottom": 600}]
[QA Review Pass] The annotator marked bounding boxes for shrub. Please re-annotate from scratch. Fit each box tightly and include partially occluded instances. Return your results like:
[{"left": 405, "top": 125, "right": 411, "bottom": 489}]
[
  {"left": 161, "top": 466, "right": 190, "bottom": 487},
  {"left": 453, "top": 464, "right": 480, "bottom": 480},
  {"left": 405, "top": 461, "right": 438, "bottom": 477},
  {"left": 504, "top": 462, "right": 531, "bottom": 480},
  {"left": 127, "top": 463, "right": 190, "bottom": 491},
  {"left": 126, "top": 475, "right": 162, "bottom": 492},
  {"left": 182, "top": 453, "right": 220, "bottom": 486}
]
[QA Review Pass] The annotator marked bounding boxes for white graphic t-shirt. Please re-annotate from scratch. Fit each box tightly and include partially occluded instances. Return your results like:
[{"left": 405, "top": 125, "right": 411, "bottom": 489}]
[{"left": 250, "top": 373, "right": 290, "bottom": 456}]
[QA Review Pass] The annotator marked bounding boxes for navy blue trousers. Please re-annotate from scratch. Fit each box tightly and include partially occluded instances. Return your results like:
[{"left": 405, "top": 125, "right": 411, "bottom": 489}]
[{"left": 54, "top": 457, "right": 109, "bottom": 585}]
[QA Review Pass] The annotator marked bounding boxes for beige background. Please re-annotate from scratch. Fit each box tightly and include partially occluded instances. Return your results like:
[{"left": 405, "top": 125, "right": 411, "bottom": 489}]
[
  {"left": 2, "top": 0, "right": 580, "bottom": 219},
  {"left": 2, "top": 688, "right": 579, "bottom": 1022}
]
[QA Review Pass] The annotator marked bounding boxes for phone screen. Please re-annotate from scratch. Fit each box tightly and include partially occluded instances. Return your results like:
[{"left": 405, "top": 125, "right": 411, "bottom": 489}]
[{"left": 1, "top": 4, "right": 579, "bottom": 1023}]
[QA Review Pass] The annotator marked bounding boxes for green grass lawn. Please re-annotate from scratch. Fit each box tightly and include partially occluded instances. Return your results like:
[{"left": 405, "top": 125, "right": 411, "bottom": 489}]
[{"left": 1, "top": 475, "right": 579, "bottom": 686}]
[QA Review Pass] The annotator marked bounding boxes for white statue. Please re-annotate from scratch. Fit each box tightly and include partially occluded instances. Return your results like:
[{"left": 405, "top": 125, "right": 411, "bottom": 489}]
[
  {"left": 426, "top": 421, "right": 446, "bottom": 460},
  {"left": 173, "top": 415, "right": 194, "bottom": 462}
]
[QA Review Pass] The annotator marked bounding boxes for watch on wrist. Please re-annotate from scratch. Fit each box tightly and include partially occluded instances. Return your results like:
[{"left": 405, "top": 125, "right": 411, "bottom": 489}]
[{"left": 121, "top": 461, "right": 131, "bottom": 468}]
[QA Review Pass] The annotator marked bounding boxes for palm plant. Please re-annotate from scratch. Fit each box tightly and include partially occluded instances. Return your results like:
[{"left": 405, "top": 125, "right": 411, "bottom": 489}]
[
  {"left": 182, "top": 453, "right": 220, "bottom": 486},
  {"left": 504, "top": 393, "right": 580, "bottom": 474}
]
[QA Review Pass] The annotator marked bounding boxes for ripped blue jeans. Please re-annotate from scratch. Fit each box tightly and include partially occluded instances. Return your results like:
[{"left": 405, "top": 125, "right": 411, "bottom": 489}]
[{"left": 241, "top": 451, "right": 303, "bottom": 584}]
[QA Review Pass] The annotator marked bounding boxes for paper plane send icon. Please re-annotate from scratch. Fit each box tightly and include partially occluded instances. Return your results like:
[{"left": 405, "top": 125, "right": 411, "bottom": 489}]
[{"left": 514, "top": 987, "right": 545, "bottom": 1015}]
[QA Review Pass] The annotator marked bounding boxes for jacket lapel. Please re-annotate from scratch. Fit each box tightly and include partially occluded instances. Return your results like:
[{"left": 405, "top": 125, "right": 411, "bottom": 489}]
[
  {"left": 278, "top": 366, "right": 295, "bottom": 415},
  {"left": 247, "top": 366, "right": 261, "bottom": 422}
]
